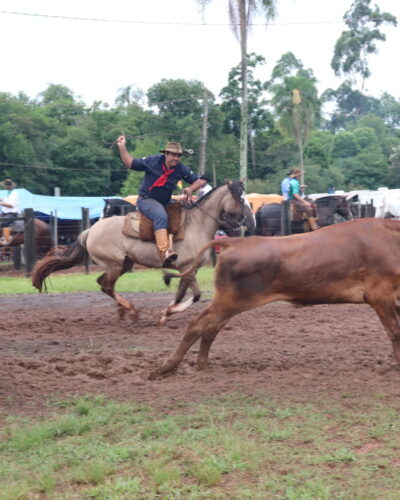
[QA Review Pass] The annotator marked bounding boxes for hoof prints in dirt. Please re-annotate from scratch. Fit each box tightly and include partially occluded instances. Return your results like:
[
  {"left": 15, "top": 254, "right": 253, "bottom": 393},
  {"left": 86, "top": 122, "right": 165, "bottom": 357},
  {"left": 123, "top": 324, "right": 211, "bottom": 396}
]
[{"left": 1, "top": 292, "right": 400, "bottom": 415}]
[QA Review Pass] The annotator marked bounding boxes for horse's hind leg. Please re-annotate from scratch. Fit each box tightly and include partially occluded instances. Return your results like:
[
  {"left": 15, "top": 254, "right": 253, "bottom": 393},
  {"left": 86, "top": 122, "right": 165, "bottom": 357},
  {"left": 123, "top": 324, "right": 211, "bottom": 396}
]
[
  {"left": 97, "top": 258, "right": 138, "bottom": 322},
  {"left": 149, "top": 301, "right": 234, "bottom": 379},
  {"left": 159, "top": 276, "right": 201, "bottom": 325}
]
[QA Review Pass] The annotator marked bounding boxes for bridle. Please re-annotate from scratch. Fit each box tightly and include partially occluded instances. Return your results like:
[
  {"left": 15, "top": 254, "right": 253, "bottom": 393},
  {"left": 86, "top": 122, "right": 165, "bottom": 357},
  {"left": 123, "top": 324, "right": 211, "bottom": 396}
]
[{"left": 192, "top": 185, "right": 247, "bottom": 232}]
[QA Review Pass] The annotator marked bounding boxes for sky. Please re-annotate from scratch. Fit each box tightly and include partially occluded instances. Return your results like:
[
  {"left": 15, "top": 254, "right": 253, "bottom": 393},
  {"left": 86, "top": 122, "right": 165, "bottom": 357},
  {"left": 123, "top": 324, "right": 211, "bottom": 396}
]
[{"left": 0, "top": 0, "right": 399, "bottom": 107}]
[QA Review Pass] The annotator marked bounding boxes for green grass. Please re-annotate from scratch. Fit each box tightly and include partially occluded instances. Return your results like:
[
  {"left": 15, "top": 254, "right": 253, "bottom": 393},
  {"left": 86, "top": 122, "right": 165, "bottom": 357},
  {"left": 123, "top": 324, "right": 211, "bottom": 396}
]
[
  {"left": 0, "top": 266, "right": 216, "bottom": 295},
  {"left": 1, "top": 394, "right": 400, "bottom": 499}
]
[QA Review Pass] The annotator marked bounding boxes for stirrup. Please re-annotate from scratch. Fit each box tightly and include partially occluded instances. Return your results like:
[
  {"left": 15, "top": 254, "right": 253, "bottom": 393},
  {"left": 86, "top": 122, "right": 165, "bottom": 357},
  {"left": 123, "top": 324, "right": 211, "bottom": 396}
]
[{"left": 162, "top": 251, "right": 178, "bottom": 268}]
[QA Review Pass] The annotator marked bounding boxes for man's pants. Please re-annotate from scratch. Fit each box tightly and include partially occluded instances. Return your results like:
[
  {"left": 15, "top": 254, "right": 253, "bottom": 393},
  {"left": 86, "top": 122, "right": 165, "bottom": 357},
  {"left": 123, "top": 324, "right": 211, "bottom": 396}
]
[{"left": 137, "top": 198, "right": 169, "bottom": 231}]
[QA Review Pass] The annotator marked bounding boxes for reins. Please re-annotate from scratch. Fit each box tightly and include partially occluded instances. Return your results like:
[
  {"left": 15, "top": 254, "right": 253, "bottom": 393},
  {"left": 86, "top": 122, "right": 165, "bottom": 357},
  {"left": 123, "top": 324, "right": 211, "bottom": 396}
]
[{"left": 188, "top": 183, "right": 247, "bottom": 232}]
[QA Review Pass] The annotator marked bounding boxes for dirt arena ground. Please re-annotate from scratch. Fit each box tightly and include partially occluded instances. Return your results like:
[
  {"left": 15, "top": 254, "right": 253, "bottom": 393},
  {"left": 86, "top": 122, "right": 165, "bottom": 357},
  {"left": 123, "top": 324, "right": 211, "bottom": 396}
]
[{"left": 1, "top": 291, "right": 400, "bottom": 419}]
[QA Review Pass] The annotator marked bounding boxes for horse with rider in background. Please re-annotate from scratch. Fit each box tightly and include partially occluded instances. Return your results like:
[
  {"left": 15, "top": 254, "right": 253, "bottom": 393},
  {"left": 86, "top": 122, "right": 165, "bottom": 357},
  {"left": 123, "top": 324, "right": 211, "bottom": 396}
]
[{"left": 255, "top": 194, "right": 354, "bottom": 236}]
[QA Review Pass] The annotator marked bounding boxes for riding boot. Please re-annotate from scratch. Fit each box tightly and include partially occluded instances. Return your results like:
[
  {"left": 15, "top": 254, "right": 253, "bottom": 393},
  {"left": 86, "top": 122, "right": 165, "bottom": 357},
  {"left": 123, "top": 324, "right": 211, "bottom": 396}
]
[
  {"left": 154, "top": 229, "right": 178, "bottom": 268},
  {"left": 306, "top": 217, "right": 318, "bottom": 231},
  {"left": 0, "top": 227, "right": 12, "bottom": 244}
]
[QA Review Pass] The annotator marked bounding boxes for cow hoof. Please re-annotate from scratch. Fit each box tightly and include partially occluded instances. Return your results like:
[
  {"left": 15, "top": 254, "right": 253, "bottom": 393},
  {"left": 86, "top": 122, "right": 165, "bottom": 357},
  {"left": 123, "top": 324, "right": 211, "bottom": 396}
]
[
  {"left": 128, "top": 309, "right": 139, "bottom": 323},
  {"left": 148, "top": 369, "right": 161, "bottom": 381},
  {"left": 117, "top": 306, "right": 126, "bottom": 320},
  {"left": 196, "top": 362, "right": 208, "bottom": 371}
]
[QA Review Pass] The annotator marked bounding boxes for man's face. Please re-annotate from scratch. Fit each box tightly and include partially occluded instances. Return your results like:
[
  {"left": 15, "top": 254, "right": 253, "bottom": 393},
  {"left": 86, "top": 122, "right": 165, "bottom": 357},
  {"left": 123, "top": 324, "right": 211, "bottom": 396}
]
[{"left": 165, "top": 151, "right": 182, "bottom": 168}]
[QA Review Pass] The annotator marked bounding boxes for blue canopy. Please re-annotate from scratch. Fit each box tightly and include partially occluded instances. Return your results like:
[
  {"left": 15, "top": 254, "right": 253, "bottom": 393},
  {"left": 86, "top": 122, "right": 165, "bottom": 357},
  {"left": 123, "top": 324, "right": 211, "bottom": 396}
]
[{"left": 0, "top": 188, "right": 121, "bottom": 220}]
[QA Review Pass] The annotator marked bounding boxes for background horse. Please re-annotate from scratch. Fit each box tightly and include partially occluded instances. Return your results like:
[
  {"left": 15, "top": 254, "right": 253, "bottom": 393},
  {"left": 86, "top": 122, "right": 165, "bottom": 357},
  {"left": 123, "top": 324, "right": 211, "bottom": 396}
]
[
  {"left": 102, "top": 198, "right": 137, "bottom": 218},
  {"left": 0, "top": 218, "right": 53, "bottom": 257},
  {"left": 32, "top": 181, "right": 252, "bottom": 323},
  {"left": 255, "top": 201, "right": 317, "bottom": 236},
  {"left": 255, "top": 195, "right": 353, "bottom": 236},
  {"left": 314, "top": 195, "right": 354, "bottom": 227}
]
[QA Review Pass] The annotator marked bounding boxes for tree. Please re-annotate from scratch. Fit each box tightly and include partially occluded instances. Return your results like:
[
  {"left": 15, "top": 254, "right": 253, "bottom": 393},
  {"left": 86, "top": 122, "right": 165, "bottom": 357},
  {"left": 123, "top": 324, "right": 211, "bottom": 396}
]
[
  {"left": 147, "top": 79, "right": 213, "bottom": 172},
  {"left": 199, "top": 0, "right": 277, "bottom": 182},
  {"left": 220, "top": 53, "right": 274, "bottom": 177},
  {"left": 115, "top": 85, "right": 145, "bottom": 107},
  {"left": 322, "top": 80, "right": 380, "bottom": 131},
  {"left": 331, "top": 0, "right": 397, "bottom": 87},
  {"left": 268, "top": 52, "right": 321, "bottom": 186}
]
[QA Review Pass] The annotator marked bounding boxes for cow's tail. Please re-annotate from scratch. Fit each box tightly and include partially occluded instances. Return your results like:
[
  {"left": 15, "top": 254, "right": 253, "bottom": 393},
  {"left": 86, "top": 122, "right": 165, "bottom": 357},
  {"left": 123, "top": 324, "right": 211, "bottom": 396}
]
[
  {"left": 32, "top": 229, "right": 90, "bottom": 292},
  {"left": 163, "top": 238, "right": 232, "bottom": 286}
]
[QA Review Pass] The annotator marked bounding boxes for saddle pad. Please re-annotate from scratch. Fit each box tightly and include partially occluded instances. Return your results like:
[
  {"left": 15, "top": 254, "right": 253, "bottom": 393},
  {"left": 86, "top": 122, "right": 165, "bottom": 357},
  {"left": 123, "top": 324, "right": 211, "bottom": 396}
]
[{"left": 122, "top": 206, "right": 186, "bottom": 242}]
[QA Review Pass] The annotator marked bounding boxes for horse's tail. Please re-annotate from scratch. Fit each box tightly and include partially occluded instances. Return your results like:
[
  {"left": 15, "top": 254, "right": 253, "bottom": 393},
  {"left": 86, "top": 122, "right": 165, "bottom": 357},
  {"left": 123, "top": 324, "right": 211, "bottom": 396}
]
[
  {"left": 32, "top": 230, "right": 90, "bottom": 292},
  {"left": 163, "top": 238, "right": 232, "bottom": 286}
]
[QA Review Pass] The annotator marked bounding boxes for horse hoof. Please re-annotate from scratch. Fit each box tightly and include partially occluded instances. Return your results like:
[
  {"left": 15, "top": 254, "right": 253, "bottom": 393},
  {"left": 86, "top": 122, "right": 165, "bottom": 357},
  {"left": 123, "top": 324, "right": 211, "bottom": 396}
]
[{"left": 159, "top": 315, "right": 168, "bottom": 326}]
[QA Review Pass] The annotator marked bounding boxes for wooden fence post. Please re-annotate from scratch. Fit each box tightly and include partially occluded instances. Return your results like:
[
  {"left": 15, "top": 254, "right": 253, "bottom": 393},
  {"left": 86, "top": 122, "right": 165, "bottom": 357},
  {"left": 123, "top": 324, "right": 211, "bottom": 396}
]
[
  {"left": 81, "top": 208, "right": 90, "bottom": 274},
  {"left": 50, "top": 210, "right": 58, "bottom": 247},
  {"left": 23, "top": 208, "right": 36, "bottom": 274},
  {"left": 281, "top": 200, "right": 292, "bottom": 235}
]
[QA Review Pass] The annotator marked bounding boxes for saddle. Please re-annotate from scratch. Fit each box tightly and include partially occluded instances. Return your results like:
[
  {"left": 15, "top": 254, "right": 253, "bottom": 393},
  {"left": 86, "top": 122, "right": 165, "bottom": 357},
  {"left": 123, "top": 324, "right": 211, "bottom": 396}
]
[
  {"left": 290, "top": 199, "right": 315, "bottom": 221},
  {"left": 122, "top": 201, "right": 186, "bottom": 242}
]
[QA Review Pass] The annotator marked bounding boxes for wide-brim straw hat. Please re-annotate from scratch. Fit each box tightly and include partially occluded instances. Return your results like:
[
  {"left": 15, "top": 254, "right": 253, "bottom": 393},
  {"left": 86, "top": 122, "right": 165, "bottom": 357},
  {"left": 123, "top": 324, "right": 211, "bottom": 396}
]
[
  {"left": 292, "top": 168, "right": 305, "bottom": 177},
  {"left": 0, "top": 178, "right": 17, "bottom": 189},
  {"left": 160, "top": 142, "right": 183, "bottom": 155}
]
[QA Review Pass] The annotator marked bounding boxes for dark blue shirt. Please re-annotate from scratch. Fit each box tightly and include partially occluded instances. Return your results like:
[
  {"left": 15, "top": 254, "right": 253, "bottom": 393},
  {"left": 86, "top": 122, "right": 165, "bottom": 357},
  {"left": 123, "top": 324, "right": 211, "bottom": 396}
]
[{"left": 131, "top": 155, "right": 198, "bottom": 205}]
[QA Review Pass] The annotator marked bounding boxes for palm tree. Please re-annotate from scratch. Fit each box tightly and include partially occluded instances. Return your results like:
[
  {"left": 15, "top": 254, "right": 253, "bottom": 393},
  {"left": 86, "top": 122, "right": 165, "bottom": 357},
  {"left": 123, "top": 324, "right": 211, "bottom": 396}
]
[
  {"left": 268, "top": 53, "right": 321, "bottom": 187},
  {"left": 200, "top": 1, "right": 277, "bottom": 181}
]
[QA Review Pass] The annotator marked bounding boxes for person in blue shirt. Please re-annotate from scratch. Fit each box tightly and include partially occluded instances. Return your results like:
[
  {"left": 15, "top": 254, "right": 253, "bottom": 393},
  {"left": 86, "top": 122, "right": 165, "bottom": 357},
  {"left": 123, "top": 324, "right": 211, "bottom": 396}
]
[
  {"left": 288, "top": 168, "right": 318, "bottom": 231},
  {"left": 281, "top": 169, "right": 293, "bottom": 200},
  {"left": 116, "top": 135, "right": 203, "bottom": 267}
]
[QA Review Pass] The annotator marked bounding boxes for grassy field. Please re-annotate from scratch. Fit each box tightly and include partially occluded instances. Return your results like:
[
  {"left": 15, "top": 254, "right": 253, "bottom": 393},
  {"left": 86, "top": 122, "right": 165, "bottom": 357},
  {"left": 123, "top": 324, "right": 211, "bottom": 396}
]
[
  {"left": 1, "top": 394, "right": 400, "bottom": 499},
  {"left": 2, "top": 269, "right": 400, "bottom": 498},
  {"left": 0, "top": 266, "right": 216, "bottom": 295}
]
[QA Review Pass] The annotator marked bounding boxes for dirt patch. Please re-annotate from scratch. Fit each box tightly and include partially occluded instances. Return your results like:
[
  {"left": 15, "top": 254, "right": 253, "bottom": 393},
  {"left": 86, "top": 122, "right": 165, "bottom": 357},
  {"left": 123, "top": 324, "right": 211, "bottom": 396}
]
[{"left": 1, "top": 292, "right": 400, "bottom": 418}]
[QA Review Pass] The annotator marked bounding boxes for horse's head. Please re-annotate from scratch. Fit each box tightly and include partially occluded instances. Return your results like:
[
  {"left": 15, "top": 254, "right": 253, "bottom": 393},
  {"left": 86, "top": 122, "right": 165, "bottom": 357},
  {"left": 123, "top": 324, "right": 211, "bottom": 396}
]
[
  {"left": 316, "top": 195, "right": 353, "bottom": 227},
  {"left": 102, "top": 199, "right": 114, "bottom": 219},
  {"left": 219, "top": 180, "right": 255, "bottom": 235},
  {"left": 103, "top": 198, "right": 136, "bottom": 218}
]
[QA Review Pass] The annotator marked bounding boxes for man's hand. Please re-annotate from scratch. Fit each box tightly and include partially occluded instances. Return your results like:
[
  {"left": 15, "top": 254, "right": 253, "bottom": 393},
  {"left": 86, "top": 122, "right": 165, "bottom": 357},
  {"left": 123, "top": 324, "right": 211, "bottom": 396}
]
[
  {"left": 116, "top": 135, "right": 134, "bottom": 169},
  {"left": 116, "top": 135, "right": 126, "bottom": 148},
  {"left": 183, "top": 187, "right": 193, "bottom": 201}
]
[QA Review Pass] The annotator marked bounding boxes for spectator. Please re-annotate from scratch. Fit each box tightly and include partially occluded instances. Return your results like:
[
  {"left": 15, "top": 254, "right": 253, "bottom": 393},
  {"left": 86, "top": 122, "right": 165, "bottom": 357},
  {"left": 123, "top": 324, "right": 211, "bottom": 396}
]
[
  {"left": 281, "top": 169, "right": 293, "bottom": 200},
  {"left": 288, "top": 168, "right": 318, "bottom": 231},
  {"left": 0, "top": 178, "right": 20, "bottom": 244}
]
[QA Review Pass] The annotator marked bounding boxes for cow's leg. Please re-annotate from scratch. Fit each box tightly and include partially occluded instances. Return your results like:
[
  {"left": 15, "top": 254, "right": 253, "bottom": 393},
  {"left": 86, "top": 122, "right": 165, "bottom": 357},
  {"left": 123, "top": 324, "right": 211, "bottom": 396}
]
[
  {"left": 368, "top": 295, "right": 400, "bottom": 365},
  {"left": 197, "top": 318, "right": 231, "bottom": 370},
  {"left": 159, "top": 276, "right": 201, "bottom": 325},
  {"left": 149, "top": 301, "right": 235, "bottom": 379}
]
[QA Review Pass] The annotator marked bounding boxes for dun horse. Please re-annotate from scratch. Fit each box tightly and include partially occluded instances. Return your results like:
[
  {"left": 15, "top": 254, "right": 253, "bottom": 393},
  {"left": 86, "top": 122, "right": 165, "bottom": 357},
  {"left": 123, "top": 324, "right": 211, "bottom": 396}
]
[
  {"left": 256, "top": 195, "right": 354, "bottom": 236},
  {"left": 32, "top": 181, "right": 253, "bottom": 323}
]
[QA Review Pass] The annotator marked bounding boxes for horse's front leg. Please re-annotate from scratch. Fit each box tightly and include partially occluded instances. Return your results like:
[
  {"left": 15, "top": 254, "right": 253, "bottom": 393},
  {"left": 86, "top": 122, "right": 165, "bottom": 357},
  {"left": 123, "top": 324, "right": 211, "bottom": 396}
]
[{"left": 159, "top": 276, "right": 201, "bottom": 325}]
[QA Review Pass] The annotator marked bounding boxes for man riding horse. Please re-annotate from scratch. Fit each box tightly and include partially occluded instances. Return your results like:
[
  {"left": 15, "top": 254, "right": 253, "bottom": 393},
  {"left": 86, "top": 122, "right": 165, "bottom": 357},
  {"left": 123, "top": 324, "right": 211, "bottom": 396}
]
[
  {"left": 116, "top": 136, "right": 203, "bottom": 267},
  {"left": 288, "top": 168, "right": 318, "bottom": 231}
]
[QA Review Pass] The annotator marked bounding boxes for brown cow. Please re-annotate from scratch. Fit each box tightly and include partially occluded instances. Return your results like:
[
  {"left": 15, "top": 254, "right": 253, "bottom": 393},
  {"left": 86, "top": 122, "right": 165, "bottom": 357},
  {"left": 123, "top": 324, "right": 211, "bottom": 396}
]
[{"left": 149, "top": 218, "right": 400, "bottom": 379}]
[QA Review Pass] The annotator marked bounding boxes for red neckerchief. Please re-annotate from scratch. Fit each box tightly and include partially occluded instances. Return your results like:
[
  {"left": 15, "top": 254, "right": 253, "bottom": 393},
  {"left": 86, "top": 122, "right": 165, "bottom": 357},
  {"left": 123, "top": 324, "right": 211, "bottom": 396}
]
[{"left": 149, "top": 164, "right": 175, "bottom": 191}]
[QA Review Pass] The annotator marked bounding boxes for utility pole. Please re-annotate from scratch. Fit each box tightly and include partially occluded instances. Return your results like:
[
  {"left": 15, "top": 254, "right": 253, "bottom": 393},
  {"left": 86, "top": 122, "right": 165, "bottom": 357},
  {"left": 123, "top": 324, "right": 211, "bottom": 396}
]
[{"left": 198, "top": 89, "right": 209, "bottom": 176}]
